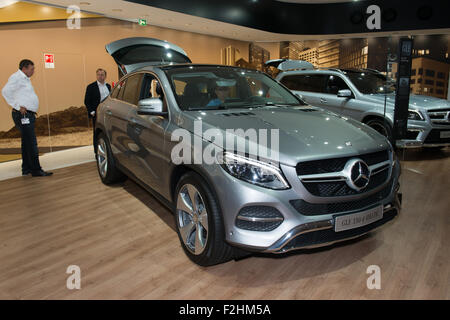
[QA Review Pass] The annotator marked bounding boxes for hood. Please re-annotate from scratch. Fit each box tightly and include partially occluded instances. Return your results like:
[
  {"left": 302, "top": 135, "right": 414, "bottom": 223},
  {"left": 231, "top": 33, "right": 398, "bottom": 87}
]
[
  {"left": 178, "top": 106, "right": 390, "bottom": 167},
  {"left": 362, "top": 93, "right": 450, "bottom": 111},
  {"left": 407, "top": 94, "right": 450, "bottom": 111}
]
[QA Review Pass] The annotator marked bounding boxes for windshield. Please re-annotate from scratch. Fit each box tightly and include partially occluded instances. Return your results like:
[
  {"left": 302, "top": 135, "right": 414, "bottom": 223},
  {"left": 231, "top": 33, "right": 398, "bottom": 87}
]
[
  {"left": 344, "top": 71, "right": 396, "bottom": 94},
  {"left": 164, "top": 66, "right": 304, "bottom": 111}
]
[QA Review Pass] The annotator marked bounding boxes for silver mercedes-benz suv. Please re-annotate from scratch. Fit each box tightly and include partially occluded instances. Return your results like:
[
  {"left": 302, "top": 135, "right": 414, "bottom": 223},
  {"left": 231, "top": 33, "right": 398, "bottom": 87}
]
[
  {"left": 95, "top": 38, "right": 401, "bottom": 266},
  {"left": 272, "top": 60, "right": 450, "bottom": 149}
]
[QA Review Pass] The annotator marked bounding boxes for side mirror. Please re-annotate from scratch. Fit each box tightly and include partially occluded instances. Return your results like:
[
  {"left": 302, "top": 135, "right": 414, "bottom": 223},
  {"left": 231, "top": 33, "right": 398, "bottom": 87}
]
[
  {"left": 137, "top": 98, "right": 167, "bottom": 116},
  {"left": 337, "top": 89, "right": 353, "bottom": 98}
]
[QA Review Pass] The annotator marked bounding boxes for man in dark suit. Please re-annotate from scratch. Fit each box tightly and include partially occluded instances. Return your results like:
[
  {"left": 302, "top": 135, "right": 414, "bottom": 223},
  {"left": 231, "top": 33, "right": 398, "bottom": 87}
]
[{"left": 84, "top": 68, "right": 111, "bottom": 130}]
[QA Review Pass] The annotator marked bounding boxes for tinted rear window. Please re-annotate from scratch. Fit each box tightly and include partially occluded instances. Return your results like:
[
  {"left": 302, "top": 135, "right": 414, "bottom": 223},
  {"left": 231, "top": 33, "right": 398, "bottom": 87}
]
[
  {"left": 280, "top": 74, "right": 327, "bottom": 93},
  {"left": 112, "top": 45, "right": 191, "bottom": 65}
]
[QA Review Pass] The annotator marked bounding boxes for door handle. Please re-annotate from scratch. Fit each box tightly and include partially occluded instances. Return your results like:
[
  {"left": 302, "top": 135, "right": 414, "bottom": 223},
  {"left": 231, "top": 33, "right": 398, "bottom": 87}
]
[
  {"left": 129, "top": 117, "right": 138, "bottom": 124},
  {"left": 320, "top": 98, "right": 327, "bottom": 104},
  {"left": 105, "top": 110, "right": 113, "bottom": 116}
]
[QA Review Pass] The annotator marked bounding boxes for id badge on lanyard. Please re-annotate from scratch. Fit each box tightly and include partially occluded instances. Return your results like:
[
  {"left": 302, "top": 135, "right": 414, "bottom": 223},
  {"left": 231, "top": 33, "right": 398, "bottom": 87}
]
[{"left": 21, "top": 114, "right": 30, "bottom": 125}]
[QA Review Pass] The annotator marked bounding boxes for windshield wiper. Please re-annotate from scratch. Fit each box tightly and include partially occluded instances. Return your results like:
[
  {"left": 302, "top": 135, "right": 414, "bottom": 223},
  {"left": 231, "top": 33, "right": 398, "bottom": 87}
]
[
  {"left": 186, "top": 105, "right": 228, "bottom": 111},
  {"left": 270, "top": 103, "right": 300, "bottom": 107},
  {"left": 239, "top": 102, "right": 280, "bottom": 108}
]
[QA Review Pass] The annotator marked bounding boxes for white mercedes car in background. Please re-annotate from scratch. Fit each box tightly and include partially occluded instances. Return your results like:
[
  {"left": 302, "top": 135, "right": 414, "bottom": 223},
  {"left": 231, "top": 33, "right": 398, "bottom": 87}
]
[{"left": 271, "top": 60, "right": 450, "bottom": 149}]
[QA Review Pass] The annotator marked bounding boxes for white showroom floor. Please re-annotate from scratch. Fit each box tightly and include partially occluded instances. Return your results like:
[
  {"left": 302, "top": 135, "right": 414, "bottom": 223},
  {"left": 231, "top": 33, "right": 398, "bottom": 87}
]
[{"left": 0, "top": 146, "right": 95, "bottom": 181}]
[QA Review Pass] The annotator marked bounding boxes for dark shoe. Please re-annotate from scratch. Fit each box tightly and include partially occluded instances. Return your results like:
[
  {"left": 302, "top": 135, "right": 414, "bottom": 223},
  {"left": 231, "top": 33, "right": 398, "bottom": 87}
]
[
  {"left": 22, "top": 170, "right": 31, "bottom": 176},
  {"left": 32, "top": 170, "right": 53, "bottom": 177}
]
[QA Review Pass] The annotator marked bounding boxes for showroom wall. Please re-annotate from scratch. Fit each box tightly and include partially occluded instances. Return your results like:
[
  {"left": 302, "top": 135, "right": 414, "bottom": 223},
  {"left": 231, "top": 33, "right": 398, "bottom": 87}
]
[
  {"left": 1, "top": 8, "right": 447, "bottom": 164},
  {"left": 0, "top": 16, "right": 279, "bottom": 161}
]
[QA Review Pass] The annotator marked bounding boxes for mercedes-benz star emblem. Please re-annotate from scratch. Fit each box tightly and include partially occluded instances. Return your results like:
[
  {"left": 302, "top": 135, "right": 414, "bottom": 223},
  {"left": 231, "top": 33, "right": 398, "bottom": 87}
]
[{"left": 344, "top": 159, "right": 371, "bottom": 191}]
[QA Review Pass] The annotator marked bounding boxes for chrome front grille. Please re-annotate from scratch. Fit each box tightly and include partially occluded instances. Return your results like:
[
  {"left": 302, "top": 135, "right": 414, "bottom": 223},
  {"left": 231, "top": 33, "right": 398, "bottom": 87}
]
[
  {"left": 428, "top": 109, "right": 450, "bottom": 126},
  {"left": 296, "top": 150, "right": 389, "bottom": 176},
  {"left": 297, "top": 150, "right": 391, "bottom": 197}
]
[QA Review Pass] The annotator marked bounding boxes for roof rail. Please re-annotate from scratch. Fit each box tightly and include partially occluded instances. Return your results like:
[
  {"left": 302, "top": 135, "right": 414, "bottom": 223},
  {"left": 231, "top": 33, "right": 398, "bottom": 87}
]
[
  {"left": 361, "top": 68, "right": 382, "bottom": 74},
  {"left": 326, "top": 68, "right": 344, "bottom": 73},
  {"left": 313, "top": 67, "right": 345, "bottom": 74}
]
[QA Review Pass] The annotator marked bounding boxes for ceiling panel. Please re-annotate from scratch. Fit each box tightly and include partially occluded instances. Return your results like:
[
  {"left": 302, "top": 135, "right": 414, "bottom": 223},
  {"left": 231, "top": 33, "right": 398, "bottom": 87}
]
[{"left": 21, "top": 0, "right": 450, "bottom": 42}]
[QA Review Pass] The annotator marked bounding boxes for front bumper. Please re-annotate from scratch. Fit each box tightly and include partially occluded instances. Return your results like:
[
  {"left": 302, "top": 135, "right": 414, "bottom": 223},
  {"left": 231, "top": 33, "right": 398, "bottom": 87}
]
[
  {"left": 264, "top": 189, "right": 401, "bottom": 253},
  {"left": 215, "top": 157, "right": 402, "bottom": 253},
  {"left": 395, "top": 120, "right": 450, "bottom": 148}
]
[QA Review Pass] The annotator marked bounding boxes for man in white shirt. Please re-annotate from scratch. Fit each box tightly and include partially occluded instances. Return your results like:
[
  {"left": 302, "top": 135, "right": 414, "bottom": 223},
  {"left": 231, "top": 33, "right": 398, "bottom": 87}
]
[{"left": 1, "top": 59, "right": 53, "bottom": 177}]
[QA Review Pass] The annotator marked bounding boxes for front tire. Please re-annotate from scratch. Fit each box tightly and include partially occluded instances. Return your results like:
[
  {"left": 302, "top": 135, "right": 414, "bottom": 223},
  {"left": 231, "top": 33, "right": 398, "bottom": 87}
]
[
  {"left": 366, "top": 118, "right": 394, "bottom": 143},
  {"left": 96, "top": 133, "right": 126, "bottom": 185},
  {"left": 174, "top": 172, "right": 245, "bottom": 266}
]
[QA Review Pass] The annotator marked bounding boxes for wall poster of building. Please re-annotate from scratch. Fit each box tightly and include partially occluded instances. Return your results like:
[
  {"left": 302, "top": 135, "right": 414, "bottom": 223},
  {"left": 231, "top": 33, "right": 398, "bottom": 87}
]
[
  {"left": 279, "top": 35, "right": 449, "bottom": 100},
  {"left": 249, "top": 43, "right": 271, "bottom": 72}
]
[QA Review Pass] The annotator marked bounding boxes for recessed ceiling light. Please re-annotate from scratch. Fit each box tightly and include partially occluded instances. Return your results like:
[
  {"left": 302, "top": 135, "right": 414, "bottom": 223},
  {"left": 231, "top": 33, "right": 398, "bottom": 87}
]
[
  {"left": 79, "top": 1, "right": 90, "bottom": 5},
  {"left": 112, "top": 8, "right": 122, "bottom": 12}
]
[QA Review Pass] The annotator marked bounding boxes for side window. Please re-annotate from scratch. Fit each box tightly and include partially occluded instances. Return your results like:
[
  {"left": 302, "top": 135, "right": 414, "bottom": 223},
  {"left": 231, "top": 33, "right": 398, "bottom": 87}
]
[
  {"left": 110, "top": 82, "right": 122, "bottom": 99},
  {"left": 280, "top": 75, "right": 305, "bottom": 91},
  {"left": 122, "top": 74, "right": 143, "bottom": 106},
  {"left": 325, "top": 75, "right": 350, "bottom": 95},
  {"left": 141, "top": 75, "right": 164, "bottom": 100},
  {"left": 280, "top": 74, "right": 327, "bottom": 93},
  {"left": 111, "top": 79, "right": 127, "bottom": 100},
  {"left": 140, "top": 73, "right": 168, "bottom": 112}
]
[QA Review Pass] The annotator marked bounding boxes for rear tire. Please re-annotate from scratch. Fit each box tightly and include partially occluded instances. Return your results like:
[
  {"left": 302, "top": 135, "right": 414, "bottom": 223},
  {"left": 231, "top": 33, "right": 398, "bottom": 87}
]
[
  {"left": 96, "top": 132, "right": 127, "bottom": 185},
  {"left": 174, "top": 171, "right": 247, "bottom": 266}
]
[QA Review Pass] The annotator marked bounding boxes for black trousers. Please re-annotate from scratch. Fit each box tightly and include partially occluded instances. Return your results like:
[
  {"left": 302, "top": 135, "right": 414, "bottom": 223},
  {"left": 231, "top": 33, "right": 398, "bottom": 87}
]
[
  {"left": 12, "top": 110, "right": 42, "bottom": 174},
  {"left": 89, "top": 114, "right": 96, "bottom": 146}
]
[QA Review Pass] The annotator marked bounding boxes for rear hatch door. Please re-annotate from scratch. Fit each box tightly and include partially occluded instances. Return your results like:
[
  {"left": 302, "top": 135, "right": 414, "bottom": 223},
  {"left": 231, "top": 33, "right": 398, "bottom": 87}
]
[{"left": 106, "top": 37, "right": 191, "bottom": 76}]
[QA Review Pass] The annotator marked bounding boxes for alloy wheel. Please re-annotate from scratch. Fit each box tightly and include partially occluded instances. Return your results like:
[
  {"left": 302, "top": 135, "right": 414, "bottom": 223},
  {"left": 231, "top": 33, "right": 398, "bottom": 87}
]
[
  {"left": 97, "top": 138, "right": 108, "bottom": 178},
  {"left": 176, "top": 184, "right": 209, "bottom": 255}
]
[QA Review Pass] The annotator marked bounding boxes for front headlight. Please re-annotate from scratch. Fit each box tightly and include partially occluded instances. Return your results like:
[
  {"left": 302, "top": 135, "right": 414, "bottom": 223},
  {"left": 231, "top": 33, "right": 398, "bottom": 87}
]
[
  {"left": 220, "top": 152, "right": 290, "bottom": 190},
  {"left": 408, "top": 109, "right": 424, "bottom": 121}
]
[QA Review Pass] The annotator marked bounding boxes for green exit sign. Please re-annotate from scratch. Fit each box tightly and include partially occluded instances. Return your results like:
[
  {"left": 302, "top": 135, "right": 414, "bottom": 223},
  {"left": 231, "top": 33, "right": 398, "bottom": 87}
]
[{"left": 138, "top": 19, "right": 147, "bottom": 26}]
